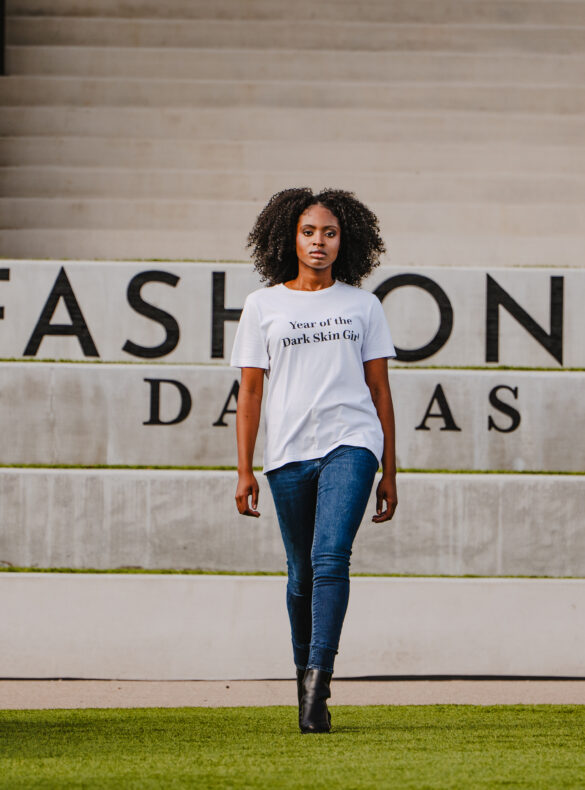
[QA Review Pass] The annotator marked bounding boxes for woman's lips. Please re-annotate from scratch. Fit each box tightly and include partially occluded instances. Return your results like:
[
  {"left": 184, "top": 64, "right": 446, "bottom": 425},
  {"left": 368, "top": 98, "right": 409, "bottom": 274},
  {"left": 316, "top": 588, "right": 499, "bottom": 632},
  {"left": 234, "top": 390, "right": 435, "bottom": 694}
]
[{"left": 310, "top": 251, "right": 326, "bottom": 258}]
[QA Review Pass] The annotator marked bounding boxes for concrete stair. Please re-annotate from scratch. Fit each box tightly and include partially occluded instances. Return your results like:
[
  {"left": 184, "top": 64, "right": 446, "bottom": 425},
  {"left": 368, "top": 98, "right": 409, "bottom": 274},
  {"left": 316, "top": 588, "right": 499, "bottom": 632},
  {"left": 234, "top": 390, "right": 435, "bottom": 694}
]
[
  {"left": 5, "top": 76, "right": 585, "bottom": 114},
  {"left": 2, "top": 470, "right": 584, "bottom": 576},
  {"left": 2, "top": 0, "right": 584, "bottom": 262},
  {"left": 2, "top": 137, "right": 584, "bottom": 173},
  {"left": 7, "top": 47, "right": 585, "bottom": 83},
  {"left": 8, "top": 0, "right": 585, "bottom": 26},
  {"left": 0, "top": 3, "right": 583, "bottom": 591},
  {"left": 7, "top": 16, "right": 585, "bottom": 54}
]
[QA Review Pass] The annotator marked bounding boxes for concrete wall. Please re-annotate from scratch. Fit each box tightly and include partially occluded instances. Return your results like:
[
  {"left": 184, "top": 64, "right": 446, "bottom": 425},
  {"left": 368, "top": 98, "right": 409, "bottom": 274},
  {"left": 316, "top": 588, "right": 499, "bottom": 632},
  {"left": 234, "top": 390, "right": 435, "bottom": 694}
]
[
  {"left": 0, "top": 261, "right": 579, "bottom": 367},
  {"left": 1, "top": 2, "right": 584, "bottom": 681},
  {"left": 2, "top": 469, "right": 585, "bottom": 577},
  {"left": 3, "top": 573, "right": 585, "bottom": 679},
  {"left": 2, "top": 2, "right": 584, "bottom": 262},
  {"left": 0, "top": 362, "right": 582, "bottom": 471}
]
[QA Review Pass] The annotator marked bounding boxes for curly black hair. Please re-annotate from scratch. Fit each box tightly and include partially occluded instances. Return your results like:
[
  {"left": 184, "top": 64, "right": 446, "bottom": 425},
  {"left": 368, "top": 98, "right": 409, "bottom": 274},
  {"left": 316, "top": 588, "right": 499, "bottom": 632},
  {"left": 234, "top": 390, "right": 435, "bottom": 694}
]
[{"left": 247, "top": 187, "right": 386, "bottom": 287}]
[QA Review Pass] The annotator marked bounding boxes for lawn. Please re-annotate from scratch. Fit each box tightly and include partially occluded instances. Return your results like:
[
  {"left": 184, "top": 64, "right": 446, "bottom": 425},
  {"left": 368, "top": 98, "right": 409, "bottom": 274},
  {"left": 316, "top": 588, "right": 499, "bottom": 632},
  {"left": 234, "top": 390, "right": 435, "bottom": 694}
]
[{"left": 1, "top": 705, "right": 584, "bottom": 789}]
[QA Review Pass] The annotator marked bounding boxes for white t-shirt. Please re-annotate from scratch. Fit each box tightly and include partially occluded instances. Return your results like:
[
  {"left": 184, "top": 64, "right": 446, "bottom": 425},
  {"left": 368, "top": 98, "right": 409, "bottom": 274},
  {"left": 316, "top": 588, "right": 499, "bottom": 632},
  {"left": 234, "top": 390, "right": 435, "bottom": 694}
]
[{"left": 230, "top": 280, "right": 396, "bottom": 473}]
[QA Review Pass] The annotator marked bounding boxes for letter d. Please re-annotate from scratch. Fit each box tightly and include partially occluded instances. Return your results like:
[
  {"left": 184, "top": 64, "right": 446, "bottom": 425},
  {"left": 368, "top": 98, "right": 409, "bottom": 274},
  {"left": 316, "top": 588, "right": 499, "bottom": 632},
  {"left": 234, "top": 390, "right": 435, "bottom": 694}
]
[{"left": 143, "top": 378, "right": 192, "bottom": 425}]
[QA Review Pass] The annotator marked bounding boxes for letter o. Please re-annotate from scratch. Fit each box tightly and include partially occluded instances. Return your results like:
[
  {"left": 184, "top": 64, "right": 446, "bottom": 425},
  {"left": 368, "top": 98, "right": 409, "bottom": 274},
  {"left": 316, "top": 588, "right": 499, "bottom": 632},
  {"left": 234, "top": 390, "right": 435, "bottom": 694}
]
[{"left": 373, "top": 274, "right": 453, "bottom": 362}]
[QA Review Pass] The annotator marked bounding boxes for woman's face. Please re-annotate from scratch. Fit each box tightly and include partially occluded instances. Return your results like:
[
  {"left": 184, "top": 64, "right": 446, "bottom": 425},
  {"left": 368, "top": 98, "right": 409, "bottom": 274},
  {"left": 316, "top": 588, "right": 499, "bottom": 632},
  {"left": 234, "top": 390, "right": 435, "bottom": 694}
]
[{"left": 295, "top": 203, "right": 341, "bottom": 275}]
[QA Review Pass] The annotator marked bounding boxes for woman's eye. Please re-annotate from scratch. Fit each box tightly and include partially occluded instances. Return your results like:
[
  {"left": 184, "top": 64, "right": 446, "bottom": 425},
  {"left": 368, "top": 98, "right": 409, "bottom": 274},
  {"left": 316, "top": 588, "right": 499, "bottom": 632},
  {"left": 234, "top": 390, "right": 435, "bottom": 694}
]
[{"left": 303, "top": 230, "right": 312, "bottom": 236}]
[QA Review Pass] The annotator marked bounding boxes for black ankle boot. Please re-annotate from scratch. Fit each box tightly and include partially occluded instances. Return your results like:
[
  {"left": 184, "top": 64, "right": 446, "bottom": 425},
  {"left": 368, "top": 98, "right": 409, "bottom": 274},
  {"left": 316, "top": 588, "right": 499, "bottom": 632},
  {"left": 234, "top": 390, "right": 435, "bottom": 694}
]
[
  {"left": 296, "top": 668, "right": 305, "bottom": 726},
  {"left": 299, "top": 668, "right": 332, "bottom": 733}
]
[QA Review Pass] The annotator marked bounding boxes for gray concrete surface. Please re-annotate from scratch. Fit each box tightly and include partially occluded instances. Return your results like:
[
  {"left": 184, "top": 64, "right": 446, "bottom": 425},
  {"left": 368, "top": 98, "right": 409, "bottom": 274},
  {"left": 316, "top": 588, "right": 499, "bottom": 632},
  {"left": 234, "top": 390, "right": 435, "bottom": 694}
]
[
  {"left": 3, "top": 228, "right": 583, "bottom": 267},
  {"left": 0, "top": 363, "right": 583, "bottom": 470},
  {"left": 3, "top": 574, "right": 585, "bottom": 680},
  {"left": 8, "top": 168, "right": 585, "bottom": 204},
  {"left": 2, "top": 196, "right": 579, "bottom": 235},
  {"left": 9, "top": 0, "right": 585, "bottom": 26},
  {"left": 8, "top": 47, "right": 585, "bottom": 84},
  {"left": 2, "top": 470, "right": 585, "bottom": 576},
  {"left": 4, "top": 107, "right": 581, "bottom": 144},
  {"left": 8, "top": 16, "right": 585, "bottom": 54},
  {"left": 2, "top": 679, "right": 585, "bottom": 710},
  {"left": 3, "top": 2, "right": 584, "bottom": 262},
  {"left": 9, "top": 16, "right": 585, "bottom": 53},
  {"left": 2, "top": 138, "right": 582, "bottom": 174},
  {"left": 6, "top": 76, "right": 585, "bottom": 116}
]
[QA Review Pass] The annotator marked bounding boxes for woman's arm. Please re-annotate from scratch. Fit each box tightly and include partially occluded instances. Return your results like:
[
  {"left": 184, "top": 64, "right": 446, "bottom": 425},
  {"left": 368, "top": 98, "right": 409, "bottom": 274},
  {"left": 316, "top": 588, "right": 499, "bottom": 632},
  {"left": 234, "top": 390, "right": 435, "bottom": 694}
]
[
  {"left": 235, "top": 366, "right": 265, "bottom": 517},
  {"left": 363, "top": 357, "right": 398, "bottom": 522}
]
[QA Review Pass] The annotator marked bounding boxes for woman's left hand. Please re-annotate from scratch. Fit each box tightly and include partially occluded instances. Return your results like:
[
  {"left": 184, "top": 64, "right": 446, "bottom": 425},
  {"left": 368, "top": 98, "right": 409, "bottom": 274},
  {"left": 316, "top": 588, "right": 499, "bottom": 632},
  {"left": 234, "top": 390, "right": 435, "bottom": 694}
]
[{"left": 372, "top": 473, "right": 397, "bottom": 523}]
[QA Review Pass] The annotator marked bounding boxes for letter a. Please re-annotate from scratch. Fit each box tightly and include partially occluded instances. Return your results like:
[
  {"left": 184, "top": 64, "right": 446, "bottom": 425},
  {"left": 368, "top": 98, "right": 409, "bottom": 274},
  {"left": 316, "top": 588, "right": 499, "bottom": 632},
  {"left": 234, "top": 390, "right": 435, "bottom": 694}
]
[
  {"left": 24, "top": 267, "right": 99, "bottom": 357},
  {"left": 415, "top": 384, "right": 462, "bottom": 432},
  {"left": 213, "top": 380, "right": 239, "bottom": 427}
]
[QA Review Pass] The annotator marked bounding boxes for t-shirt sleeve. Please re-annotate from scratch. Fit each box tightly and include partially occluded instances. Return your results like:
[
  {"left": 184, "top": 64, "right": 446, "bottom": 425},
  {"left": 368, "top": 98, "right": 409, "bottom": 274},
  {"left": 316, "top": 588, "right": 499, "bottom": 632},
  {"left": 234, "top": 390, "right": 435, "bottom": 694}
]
[
  {"left": 230, "top": 295, "right": 270, "bottom": 370},
  {"left": 361, "top": 296, "right": 396, "bottom": 362}
]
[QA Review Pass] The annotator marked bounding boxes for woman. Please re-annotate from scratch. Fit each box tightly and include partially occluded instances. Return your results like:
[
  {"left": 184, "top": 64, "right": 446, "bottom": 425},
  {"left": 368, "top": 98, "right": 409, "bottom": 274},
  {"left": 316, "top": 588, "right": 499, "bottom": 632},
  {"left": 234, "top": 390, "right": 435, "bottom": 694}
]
[{"left": 231, "top": 188, "right": 397, "bottom": 733}]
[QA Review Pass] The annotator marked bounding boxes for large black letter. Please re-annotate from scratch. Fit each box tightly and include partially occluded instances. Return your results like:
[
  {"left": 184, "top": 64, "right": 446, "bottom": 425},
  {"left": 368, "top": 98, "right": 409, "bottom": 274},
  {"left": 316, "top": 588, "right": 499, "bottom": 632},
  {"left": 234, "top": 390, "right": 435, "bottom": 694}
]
[
  {"left": 143, "top": 378, "right": 192, "bottom": 425},
  {"left": 123, "top": 270, "right": 180, "bottom": 359},
  {"left": 415, "top": 384, "right": 461, "bottom": 432},
  {"left": 23, "top": 267, "right": 99, "bottom": 356},
  {"left": 488, "top": 385, "right": 521, "bottom": 433},
  {"left": 486, "top": 275, "right": 563, "bottom": 365},
  {"left": 211, "top": 271, "right": 242, "bottom": 359},
  {"left": 373, "top": 274, "right": 453, "bottom": 362},
  {"left": 213, "top": 380, "right": 239, "bottom": 426},
  {"left": 0, "top": 268, "right": 9, "bottom": 320}
]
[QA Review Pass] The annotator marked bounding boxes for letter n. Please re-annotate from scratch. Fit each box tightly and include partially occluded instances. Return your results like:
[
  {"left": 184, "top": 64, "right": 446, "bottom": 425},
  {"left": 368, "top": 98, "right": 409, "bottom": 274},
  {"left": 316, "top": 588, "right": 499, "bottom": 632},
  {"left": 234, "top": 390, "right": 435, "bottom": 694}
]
[{"left": 486, "top": 275, "right": 563, "bottom": 365}]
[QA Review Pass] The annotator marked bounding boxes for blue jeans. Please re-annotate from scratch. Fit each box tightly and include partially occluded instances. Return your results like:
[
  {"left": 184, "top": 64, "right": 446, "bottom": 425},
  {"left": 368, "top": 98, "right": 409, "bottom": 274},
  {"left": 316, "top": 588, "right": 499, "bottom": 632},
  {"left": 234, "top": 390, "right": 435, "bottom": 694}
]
[{"left": 267, "top": 445, "right": 378, "bottom": 674}]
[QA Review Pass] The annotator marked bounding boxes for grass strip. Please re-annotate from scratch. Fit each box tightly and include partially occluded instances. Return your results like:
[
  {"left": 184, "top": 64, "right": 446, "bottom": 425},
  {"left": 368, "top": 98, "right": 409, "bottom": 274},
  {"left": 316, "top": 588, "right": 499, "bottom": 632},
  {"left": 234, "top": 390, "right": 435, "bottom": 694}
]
[
  {"left": 1, "top": 567, "right": 584, "bottom": 579},
  {"left": 1, "top": 706, "right": 584, "bottom": 789},
  {"left": 1, "top": 464, "right": 583, "bottom": 475}
]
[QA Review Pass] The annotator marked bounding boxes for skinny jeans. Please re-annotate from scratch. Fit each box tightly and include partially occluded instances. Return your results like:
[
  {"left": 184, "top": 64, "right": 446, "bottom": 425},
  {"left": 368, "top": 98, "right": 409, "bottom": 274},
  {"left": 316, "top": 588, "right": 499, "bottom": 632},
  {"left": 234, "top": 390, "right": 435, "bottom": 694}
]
[{"left": 267, "top": 444, "right": 378, "bottom": 674}]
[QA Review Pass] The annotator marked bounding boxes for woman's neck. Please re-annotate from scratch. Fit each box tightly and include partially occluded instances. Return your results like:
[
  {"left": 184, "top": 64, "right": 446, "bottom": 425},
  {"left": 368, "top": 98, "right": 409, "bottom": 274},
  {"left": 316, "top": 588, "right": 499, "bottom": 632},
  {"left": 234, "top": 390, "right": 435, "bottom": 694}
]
[{"left": 284, "top": 270, "right": 335, "bottom": 292}]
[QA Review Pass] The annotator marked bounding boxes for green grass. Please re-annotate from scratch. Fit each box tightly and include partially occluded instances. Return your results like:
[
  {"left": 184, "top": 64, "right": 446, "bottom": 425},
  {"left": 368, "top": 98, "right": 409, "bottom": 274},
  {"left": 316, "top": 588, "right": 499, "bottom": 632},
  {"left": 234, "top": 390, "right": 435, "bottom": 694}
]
[
  {"left": 1, "top": 706, "right": 585, "bottom": 789},
  {"left": 2, "top": 566, "right": 585, "bottom": 579},
  {"left": 1, "top": 463, "right": 583, "bottom": 475}
]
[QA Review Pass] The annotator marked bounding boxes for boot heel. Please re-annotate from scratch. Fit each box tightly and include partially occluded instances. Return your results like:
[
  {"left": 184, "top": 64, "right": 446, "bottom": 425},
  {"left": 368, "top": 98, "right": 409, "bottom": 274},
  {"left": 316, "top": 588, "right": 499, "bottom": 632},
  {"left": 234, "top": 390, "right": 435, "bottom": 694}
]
[
  {"left": 296, "top": 668, "right": 305, "bottom": 728},
  {"left": 299, "top": 668, "right": 332, "bottom": 733}
]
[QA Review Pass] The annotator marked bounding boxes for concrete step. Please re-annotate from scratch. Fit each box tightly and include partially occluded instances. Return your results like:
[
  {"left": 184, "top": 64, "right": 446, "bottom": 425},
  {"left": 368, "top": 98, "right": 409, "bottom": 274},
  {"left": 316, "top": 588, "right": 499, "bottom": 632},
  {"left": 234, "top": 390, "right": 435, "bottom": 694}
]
[
  {"left": 3, "top": 107, "right": 584, "bottom": 145},
  {"left": 1, "top": 197, "right": 581, "bottom": 237},
  {"left": 4, "top": 573, "right": 585, "bottom": 679},
  {"left": 3, "top": 75, "right": 585, "bottom": 116},
  {"left": 0, "top": 363, "right": 583, "bottom": 471},
  {"left": 1, "top": 469, "right": 584, "bottom": 577},
  {"left": 7, "top": 17, "right": 585, "bottom": 55},
  {"left": 4, "top": 167, "right": 585, "bottom": 204},
  {"left": 2, "top": 137, "right": 583, "bottom": 175},
  {"left": 8, "top": 0, "right": 585, "bottom": 26},
  {"left": 3, "top": 261, "right": 580, "bottom": 368},
  {"left": 8, "top": 680, "right": 585, "bottom": 708},
  {"left": 7, "top": 46, "right": 585, "bottom": 85},
  {"left": 2, "top": 228, "right": 583, "bottom": 266}
]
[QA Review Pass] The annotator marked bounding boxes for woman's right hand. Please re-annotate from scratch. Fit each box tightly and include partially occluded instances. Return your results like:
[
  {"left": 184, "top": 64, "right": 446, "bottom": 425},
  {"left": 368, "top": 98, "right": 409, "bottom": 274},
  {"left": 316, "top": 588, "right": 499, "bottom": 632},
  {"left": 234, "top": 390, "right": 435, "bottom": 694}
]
[{"left": 235, "top": 471, "right": 261, "bottom": 517}]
